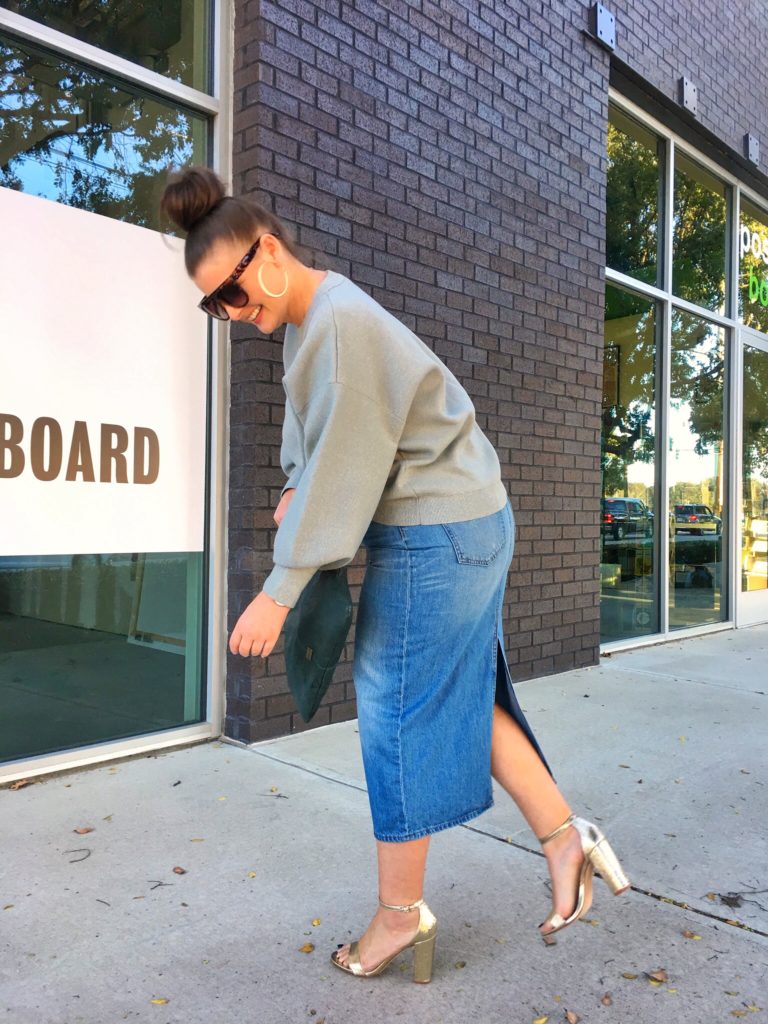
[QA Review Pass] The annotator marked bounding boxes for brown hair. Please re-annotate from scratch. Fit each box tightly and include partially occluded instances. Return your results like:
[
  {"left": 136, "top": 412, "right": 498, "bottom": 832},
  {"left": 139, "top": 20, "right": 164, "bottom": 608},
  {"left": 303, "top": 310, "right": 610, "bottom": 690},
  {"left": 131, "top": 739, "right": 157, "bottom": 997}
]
[{"left": 159, "top": 165, "right": 303, "bottom": 276}]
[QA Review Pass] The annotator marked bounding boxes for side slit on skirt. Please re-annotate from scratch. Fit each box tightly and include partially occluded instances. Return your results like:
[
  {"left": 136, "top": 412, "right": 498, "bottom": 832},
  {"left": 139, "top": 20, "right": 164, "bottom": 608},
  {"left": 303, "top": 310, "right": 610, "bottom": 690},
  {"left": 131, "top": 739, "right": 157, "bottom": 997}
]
[{"left": 493, "top": 600, "right": 555, "bottom": 782}]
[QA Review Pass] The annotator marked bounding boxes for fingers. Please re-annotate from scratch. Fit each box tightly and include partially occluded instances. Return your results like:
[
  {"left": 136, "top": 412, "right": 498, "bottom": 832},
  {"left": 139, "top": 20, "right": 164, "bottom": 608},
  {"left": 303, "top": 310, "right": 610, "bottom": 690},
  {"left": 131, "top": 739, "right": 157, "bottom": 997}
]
[{"left": 229, "top": 629, "right": 270, "bottom": 659}]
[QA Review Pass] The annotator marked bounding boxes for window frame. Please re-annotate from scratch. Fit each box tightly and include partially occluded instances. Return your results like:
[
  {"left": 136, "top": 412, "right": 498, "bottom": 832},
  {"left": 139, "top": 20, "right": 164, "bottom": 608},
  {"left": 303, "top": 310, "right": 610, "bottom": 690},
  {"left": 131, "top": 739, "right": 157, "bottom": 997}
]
[{"left": 0, "top": 1, "right": 233, "bottom": 785}]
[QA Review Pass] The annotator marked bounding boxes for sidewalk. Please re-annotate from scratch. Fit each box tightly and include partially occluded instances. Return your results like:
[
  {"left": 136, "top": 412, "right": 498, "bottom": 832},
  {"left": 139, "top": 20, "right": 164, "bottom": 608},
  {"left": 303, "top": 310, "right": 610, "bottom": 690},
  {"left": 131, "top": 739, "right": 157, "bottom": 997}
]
[{"left": 2, "top": 626, "right": 766, "bottom": 1024}]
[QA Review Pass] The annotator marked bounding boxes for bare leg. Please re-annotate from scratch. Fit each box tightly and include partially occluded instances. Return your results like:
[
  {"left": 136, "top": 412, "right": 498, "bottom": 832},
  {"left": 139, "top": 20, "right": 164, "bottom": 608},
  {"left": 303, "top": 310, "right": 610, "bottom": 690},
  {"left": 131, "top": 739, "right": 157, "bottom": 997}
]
[
  {"left": 491, "top": 703, "right": 586, "bottom": 933},
  {"left": 335, "top": 835, "right": 430, "bottom": 970}
]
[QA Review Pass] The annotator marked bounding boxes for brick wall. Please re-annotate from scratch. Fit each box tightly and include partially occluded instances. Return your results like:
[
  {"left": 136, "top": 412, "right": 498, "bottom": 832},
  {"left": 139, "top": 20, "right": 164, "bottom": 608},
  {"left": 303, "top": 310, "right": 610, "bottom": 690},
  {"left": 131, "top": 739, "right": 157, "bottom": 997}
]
[
  {"left": 226, "top": 0, "right": 768, "bottom": 744},
  {"left": 610, "top": 0, "right": 768, "bottom": 163},
  {"left": 226, "top": 0, "right": 612, "bottom": 743}
]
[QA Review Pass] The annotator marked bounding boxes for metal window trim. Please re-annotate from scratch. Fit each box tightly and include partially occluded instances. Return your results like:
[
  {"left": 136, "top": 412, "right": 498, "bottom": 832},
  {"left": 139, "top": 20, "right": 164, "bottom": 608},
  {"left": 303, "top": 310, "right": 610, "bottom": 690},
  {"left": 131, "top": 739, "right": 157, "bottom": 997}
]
[
  {"left": 600, "top": 619, "right": 735, "bottom": 657},
  {"left": 0, "top": 725, "right": 218, "bottom": 787},
  {"left": 605, "top": 268, "right": 734, "bottom": 331},
  {"left": 0, "top": 7, "right": 220, "bottom": 116},
  {"left": 203, "top": 0, "right": 234, "bottom": 736},
  {"left": 658, "top": 136, "right": 674, "bottom": 636},
  {"left": 609, "top": 87, "right": 768, "bottom": 219}
]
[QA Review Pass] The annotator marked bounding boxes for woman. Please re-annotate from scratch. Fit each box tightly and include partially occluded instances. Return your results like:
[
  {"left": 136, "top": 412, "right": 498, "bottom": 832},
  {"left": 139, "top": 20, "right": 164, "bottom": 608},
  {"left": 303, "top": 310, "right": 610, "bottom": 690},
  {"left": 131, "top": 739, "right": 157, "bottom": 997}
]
[{"left": 160, "top": 166, "right": 630, "bottom": 984}]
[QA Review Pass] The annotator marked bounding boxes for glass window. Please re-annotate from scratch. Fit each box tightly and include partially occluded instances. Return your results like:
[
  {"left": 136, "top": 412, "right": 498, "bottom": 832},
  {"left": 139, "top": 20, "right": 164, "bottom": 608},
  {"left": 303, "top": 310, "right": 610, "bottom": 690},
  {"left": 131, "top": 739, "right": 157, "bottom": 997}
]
[
  {"left": 672, "top": 152, "right": 728, "bottom": 316},
  {"left": 0, "top": 553, "right": 206, "bottom": 763},
  {"left": 0, "top": 33, "right": 207, "bottom": 230},
  {"left": 668, "top": 311, "right": 727, "bottom": 628},
  {"left": 601, "top": 285, "right": 659, "bottom": 642},
  {"left": 606, "top": 104, "right": 663, "bottom": 288},
  {"left": 738, "top": 198, "right": 768, "bottom": 335},
  {"left": 0, "top": 0, "right": 212, "bottom": 93},
  {"left": 741, "top": 344, "right": 768, "bottom": 594}
]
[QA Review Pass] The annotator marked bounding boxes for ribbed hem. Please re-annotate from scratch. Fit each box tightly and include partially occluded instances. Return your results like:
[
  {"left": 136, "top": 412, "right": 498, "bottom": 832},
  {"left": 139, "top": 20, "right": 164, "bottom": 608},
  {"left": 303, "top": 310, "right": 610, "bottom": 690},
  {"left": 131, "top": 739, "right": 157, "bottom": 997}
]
[
  {"left": 372, "top": 480, "right": 508, "bottom": 526},
  {"left": 261, "top": 564, "right": 316, "bottom": 608}
]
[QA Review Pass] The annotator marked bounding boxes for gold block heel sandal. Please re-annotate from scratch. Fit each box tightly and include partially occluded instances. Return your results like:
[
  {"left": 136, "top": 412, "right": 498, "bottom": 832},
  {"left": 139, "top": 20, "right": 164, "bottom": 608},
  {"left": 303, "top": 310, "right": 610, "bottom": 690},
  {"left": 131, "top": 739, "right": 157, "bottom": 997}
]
[
  {"left": 330, "top": 896, "right": 438, "bottom": 983},
  {"left": 537, "top": 813, "right": 630, "bottom": 937}
]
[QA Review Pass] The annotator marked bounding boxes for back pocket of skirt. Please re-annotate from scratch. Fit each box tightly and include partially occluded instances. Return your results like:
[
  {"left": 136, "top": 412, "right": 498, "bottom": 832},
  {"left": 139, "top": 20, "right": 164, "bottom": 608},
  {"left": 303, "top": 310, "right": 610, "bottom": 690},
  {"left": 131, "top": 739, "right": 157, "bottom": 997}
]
[{"left": 440, "top": 507, "right": 508, "bottom": 565}]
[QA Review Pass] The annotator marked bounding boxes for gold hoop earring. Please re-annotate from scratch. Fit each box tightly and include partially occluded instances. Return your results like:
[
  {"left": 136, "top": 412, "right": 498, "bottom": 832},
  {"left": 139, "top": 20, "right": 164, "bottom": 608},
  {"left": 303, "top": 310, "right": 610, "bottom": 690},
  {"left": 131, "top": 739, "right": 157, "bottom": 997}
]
[{"left": 257, "top": 263, "right": 288, "bottom": 299}]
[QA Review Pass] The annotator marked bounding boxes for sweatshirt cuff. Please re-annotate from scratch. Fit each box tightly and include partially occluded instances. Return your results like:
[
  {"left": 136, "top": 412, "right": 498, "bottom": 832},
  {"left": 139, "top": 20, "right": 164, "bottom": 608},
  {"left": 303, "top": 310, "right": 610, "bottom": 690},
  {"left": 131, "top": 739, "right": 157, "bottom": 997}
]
[
  {"left": 281, "top": 471, "right": 302, "bottom": 497},
  {"left": 262, "top": 563, "right": 317, "bottom": 609}
]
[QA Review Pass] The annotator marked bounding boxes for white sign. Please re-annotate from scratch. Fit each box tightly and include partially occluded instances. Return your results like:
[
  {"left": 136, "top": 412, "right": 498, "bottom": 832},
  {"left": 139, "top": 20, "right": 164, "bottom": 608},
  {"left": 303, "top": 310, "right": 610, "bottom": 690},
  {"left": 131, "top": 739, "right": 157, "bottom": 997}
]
[{"left": 0, "top": 188, "right": 208, "bottom": 555}]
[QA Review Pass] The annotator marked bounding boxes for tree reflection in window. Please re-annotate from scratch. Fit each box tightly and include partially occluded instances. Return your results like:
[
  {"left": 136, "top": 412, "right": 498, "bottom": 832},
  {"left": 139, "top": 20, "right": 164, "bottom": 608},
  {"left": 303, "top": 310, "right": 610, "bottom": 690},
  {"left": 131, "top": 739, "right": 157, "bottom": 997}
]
[
  {"left": 602, "top": 287, "right": 657, "bottom": 498},
  {"left": 0, "top": 33, "right": 207, "bottom": 230},
  {"left": 739, "top": 199, "right": 768, "bottom": 335},
  {"left": 606, "top": 106, "right": 662, "bottom": 288},
  {"left": 0, "top": 0, "right": 209, "bottom": 91},
  {"left": 672, "top": 153, "right": 728, "bottom": 316}
]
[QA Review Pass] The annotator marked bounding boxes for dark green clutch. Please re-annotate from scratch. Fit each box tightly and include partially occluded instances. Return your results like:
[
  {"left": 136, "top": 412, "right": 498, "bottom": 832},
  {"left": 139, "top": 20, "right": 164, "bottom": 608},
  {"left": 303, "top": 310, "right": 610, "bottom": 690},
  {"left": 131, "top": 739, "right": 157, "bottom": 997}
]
[{"left": 283, "top": 567, "right": 354, "bottom": 723}]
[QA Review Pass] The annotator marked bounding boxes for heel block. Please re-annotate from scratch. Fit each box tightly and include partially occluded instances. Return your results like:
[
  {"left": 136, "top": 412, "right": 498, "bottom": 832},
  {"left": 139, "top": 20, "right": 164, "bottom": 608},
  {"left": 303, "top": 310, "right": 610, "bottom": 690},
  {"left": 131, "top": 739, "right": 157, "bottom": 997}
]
[
  {"left": 589, "top": 837, "right": 630, "bottom": 894},
  {"left": 412, "top": 932, "right": 436, "bottom": 984}
]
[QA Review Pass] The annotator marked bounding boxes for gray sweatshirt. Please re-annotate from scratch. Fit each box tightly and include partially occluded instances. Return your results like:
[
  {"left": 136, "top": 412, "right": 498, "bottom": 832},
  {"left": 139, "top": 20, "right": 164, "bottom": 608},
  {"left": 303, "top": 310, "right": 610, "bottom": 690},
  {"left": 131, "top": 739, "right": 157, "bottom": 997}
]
[{"left": 261, "top": 271, "right": 509, "bottom": 608}]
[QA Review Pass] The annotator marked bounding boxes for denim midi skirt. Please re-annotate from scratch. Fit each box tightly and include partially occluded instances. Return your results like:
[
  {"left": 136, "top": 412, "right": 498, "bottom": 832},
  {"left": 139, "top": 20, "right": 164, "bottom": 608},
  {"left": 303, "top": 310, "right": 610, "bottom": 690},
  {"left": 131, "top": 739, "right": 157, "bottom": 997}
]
[{"left": 353, "top": 497, "right": 555, "bottom": 843}]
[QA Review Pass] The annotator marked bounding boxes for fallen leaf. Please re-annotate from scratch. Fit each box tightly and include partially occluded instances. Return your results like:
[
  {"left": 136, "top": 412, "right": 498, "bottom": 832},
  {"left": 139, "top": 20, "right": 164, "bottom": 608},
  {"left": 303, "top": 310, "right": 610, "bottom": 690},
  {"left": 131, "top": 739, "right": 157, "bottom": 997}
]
[
  {"left": 667, "top": 987, "right": 678, "bottom": 993},
  {"left": 746, "top": 1006, "right": 762, "bottom": 1013},
  {"left": 582, "top": 918, "right": 599, "bottom": 926},
  {"left": 648, "top": 980, "right": 662, "bottom": 988},
  {"left": 681, "top": 929, "right": 701, "bottom": 939},
  {"left": 618, "top": 764, "right": 631, "bottom": 768},
  {"left": 9, "top": 779, "right": 33, "bottom": 790},
  {"left": 705, "top": 892, "right": 718, "bottom": 901},
  {"left": 190, "top": 838, "right": 205, "bottom": 843},
  {"left": 532, "top": 1017, "right": 548, "bottom": 1024},
  {"left": 150, "top": 998, "right": 169, "bottom": 1005},
  {"left": 217, "top": 796, "right": 227, "bottom": 801},
  {"left": 601, "top": 993, "right": 613, "bottom": 1006},
  {"left": 248, "top": 872, "right": 257, "bottom": 878},
  {"left": 270, "top": 787, "right": 279, "bottom": 793},
  {"left": 565, "top": 1012, "right": 580, "bottom": 1023},
  {"left": 725, "top": 991, "right": 739, "bottom": 996},
  {"left": 299, "top": 943, "right": 314, "bottom": 953},
  {"left": 312, "top": 918, "right": 321, "bottom": 926},
  {"left": 172, "top": 866, "right": 187, "bottom": 875},
  {"left": 646, "top": 969, "right": 668, "bottom": 983},
  {"left": 740, "top": 769, "right": 751, "bottom": 774},
  {"left": 3, "top": 905, "right": 14, "bottom": 910},
  {"left": 622, "top": 972, "right": 638, "bottom": 979},
  {"left": 731, "top": 1012, "right": 748, "bottom": 1019},
  {"left": 73, "top": 827, "right": 94, "bottom": 835},
  {"left": 455, "top": 961, "right": 466, "bottom": 969}
]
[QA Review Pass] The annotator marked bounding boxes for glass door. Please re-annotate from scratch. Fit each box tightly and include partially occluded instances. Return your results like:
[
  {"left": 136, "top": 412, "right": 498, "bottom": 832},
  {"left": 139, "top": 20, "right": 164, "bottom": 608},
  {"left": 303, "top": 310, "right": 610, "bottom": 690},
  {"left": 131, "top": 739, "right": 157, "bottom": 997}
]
[{"left": 738, "top": 331, "right": 768, "bottom": 625}]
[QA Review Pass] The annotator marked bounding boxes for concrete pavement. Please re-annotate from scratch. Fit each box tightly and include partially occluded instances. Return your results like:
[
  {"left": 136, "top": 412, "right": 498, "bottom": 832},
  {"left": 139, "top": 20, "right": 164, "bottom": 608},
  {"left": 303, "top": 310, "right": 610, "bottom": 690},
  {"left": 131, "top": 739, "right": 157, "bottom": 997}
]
[{"left": 2, "top": 625, "right": 766, "bottom": 1024}]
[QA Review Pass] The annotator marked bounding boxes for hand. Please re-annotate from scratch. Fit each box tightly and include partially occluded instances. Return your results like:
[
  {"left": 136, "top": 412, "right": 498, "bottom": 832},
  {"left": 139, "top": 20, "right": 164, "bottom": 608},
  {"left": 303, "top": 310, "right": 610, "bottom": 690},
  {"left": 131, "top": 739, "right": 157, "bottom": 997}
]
[
  {"left": 274, "top": 487, "right": 296, "bottom": 526},
  {"left": 229, "top": 591, "right": 291, "bottom": 658}
]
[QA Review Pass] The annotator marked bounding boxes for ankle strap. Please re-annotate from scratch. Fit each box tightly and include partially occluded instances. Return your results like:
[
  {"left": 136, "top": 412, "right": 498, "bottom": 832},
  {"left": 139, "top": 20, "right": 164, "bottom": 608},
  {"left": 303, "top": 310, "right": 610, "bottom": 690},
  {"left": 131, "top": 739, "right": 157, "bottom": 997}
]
[
  {"left": 378, "top": 896, "right": 424, "bottom": 912},
  {"left": 537, "top": 813, "right": 575, "bottom": 845}
]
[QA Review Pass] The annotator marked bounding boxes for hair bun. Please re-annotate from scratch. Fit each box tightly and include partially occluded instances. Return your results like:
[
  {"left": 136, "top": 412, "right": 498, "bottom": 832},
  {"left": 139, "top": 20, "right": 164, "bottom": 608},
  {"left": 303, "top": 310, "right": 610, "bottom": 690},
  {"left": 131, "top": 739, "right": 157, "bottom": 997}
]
[{"left": 160, "top": 165, "right": 227, "bottom": 233}]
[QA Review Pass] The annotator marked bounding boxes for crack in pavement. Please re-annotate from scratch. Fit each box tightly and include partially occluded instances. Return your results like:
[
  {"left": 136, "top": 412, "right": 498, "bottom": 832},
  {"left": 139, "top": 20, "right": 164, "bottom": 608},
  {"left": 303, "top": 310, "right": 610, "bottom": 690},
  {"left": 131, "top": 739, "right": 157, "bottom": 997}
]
[{"left": 250, "top": 747, "right": 768, "bottom": 939}]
